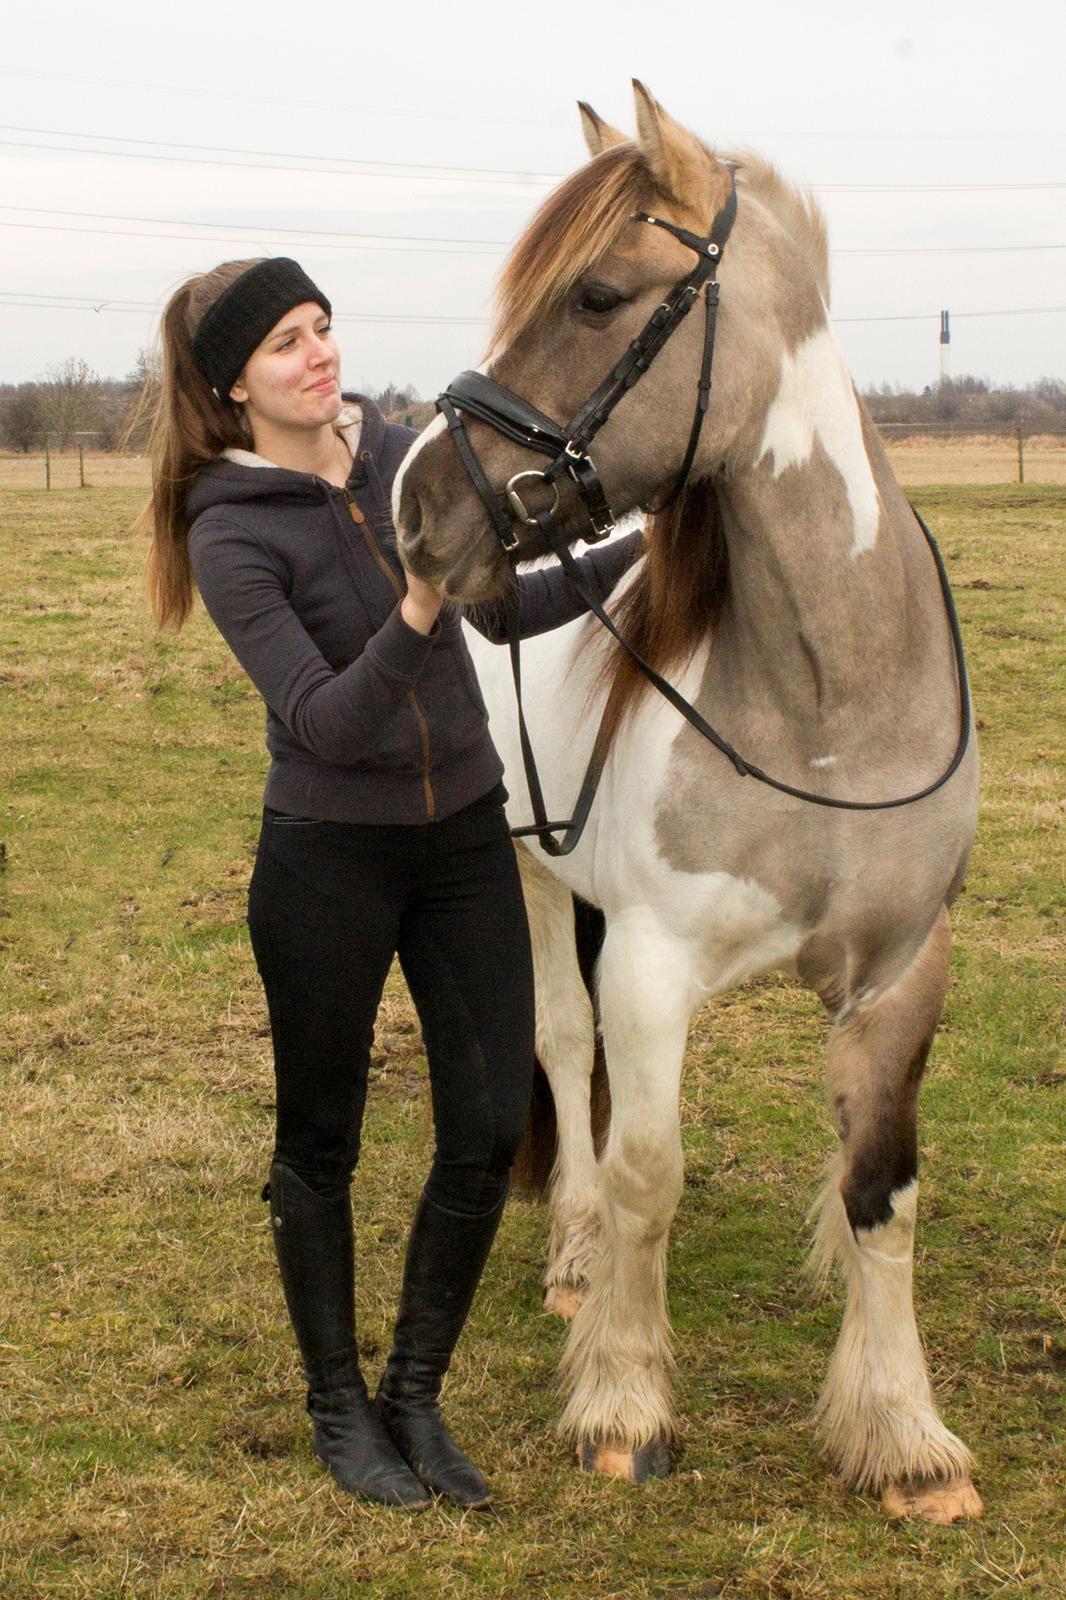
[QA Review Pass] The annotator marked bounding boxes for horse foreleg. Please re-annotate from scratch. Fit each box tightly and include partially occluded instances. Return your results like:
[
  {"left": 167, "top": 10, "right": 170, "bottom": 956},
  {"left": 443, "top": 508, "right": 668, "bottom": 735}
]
[
  {"left": 516, "top": 846, "right": 600, "bottom": 1317},
  {"left": 810, "top": 907, "right": 983, "bottom": 1523},
  {"left": 558, "top": 908, "right": 691, "bottom": 1481}
]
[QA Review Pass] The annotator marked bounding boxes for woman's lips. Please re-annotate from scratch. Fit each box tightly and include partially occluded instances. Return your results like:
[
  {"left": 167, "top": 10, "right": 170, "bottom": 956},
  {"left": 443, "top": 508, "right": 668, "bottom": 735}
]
[{"left": 308, "top": 376, "right": 336, "bottom": 392}]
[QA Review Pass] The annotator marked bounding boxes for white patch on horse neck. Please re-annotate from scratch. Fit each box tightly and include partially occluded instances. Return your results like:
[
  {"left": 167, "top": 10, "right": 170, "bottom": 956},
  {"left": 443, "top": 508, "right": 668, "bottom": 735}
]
[
  {"left": 756, "top": 326, "right": 882, "bottom": 557},
  {"left": 391, "top": 409, "right": 446, "bottom": 523},
  {"left": 809, "top": 754, "right": 836, "bottom": 769}
]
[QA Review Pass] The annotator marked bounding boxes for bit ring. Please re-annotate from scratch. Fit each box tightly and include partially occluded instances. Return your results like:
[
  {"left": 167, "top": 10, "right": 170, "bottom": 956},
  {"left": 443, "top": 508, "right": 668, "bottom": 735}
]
[{"left": 506, "top": 470, "right": 560, "bottom": 526}]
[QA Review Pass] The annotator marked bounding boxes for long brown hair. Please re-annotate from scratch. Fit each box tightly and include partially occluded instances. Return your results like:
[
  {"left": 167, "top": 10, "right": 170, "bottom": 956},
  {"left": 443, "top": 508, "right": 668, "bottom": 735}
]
[
  {"left": 592, "top": 480, "right": 729, "bottom": 749},
  {"left": 134, "top": 260, "right": 264, "bottom": 629}
]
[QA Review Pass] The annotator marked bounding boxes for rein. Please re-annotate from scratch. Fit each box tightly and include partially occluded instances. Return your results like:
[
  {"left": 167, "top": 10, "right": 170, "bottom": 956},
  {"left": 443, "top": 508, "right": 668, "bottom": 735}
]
[
  {"left": 506, "top": 503, "right": 972, "bottom": 855},
  {"left": 434, "top": 180, "right": 972, "bottom": 855}
]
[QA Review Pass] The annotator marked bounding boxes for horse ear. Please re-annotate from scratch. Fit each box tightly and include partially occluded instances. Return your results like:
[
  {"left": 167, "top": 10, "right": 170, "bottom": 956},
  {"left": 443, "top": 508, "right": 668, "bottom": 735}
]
[
  {"left": 578, "top": 101, "right": 627, "bottom": 159},
  {"left": 632, "top": 79, "right": 713, "bottom": 204}
]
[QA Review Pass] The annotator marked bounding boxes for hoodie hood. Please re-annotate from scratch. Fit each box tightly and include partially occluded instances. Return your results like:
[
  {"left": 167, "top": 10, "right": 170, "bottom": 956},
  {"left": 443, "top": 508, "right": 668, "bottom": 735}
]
[{"left": 185, "top": 393, "right": 388, "bottom": 520}]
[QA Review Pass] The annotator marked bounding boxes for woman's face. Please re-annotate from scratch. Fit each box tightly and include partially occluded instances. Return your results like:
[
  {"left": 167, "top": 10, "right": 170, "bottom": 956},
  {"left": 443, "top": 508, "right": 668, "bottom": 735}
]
[{"left": 228, "top": 300, "right": 342, "bottom": 434}]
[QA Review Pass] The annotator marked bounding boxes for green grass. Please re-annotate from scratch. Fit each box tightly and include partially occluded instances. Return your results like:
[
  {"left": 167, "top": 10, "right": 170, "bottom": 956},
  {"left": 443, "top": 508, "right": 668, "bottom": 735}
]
[{"left": 1, "top": 486, "right": 1063, "bottom": 1598}]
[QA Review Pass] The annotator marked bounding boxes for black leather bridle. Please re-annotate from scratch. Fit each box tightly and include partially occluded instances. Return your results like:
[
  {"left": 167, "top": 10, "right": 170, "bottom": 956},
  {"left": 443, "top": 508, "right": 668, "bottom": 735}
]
[
  {"left": 438, "top": 180, "right": 739, "bottom": 552},
  {"left": 432, "top": 178, "right": 972, "bottom": 855}
]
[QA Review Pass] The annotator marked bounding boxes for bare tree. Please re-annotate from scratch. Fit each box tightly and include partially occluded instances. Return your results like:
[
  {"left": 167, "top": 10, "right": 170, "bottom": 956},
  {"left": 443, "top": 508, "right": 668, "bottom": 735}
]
[
  {"left": 120, "top": 347, "right": 162, "bottom": 451},
  {"left": 37, "top": 357, "right": 102, "bottom": 449},
  {"left": 863, "top": 375, "right": 1066, "bottom": 434},
  {"left": 0, "top": 385, "right": 43, "bottom": 452},
  {"left": 372, "top": 381, "right": 420, "bottom": 417}
]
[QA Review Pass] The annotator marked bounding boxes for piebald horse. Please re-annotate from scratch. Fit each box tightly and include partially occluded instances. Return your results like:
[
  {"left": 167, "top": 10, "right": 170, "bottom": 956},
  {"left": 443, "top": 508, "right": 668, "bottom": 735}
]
[{"left": 394, "top": 83, "right": 982, "bottom": 1524}]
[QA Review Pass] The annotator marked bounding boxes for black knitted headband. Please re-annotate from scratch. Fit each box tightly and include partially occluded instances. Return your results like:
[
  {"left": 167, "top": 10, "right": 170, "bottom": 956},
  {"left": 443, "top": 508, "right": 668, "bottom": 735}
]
[{"left": 190, "top": 258, "right": 332, "bottom": 399}]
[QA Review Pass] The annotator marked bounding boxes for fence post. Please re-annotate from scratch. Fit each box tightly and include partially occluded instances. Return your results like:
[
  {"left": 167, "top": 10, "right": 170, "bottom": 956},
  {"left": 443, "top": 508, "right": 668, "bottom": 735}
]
[
  {"left": 1015, "top": 427, "right": 1025, "bottom": 485},
  {"left": 79, "top": 444, "right": 86, "bottom": 488},
  {"left": 45, "top": 443, "right": 51, "bottom": 491}
]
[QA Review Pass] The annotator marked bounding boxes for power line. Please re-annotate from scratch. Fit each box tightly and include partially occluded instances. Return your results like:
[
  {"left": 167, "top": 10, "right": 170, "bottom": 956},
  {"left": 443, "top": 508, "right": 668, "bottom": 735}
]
[
  {"left": 0, "top": 204, "right": 507, "bottom": 247},
  {"left": 833, "top": 305, "right": 1066, "bottom": 324},
  {"left": 0, "top": 125, "right": 559, "bottom": 185},
  {"left": 818, "top": 180, "right": 1066, "bottom": 192},
  {"left": 835, "top": 243, "right": 1066, "bottom": 256},
  {"left": 4, "top": 66, "right": 1065, "bottom": 149},
  {"left": 0, "top": 291, "right": 486, "bottom": 325},
  {"left": 2, "top": 288, "right": 1065, "bottom": 328},
  {"left": 0, "top": 220, "right": 500, "bottom": 258},
  {"left": 2, "top": 122, "right": 1065, "bottom": 194},
  {"left": 2, "top": 207, "right": 1064, "bottom": 261},
  {"left": 0, "top": 136, "right": 547, "bottom": 188}
]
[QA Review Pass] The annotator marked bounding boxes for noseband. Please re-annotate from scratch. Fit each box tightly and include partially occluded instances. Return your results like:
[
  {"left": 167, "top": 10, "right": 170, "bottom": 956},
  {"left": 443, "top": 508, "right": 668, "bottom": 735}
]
[{"left": 437, "top": 179, "right": 739, "bottom": 550}]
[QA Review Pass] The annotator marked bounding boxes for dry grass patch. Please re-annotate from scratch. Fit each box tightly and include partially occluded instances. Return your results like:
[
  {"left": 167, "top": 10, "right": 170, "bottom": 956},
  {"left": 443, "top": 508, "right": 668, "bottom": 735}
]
[{"left": 886, "top": 435, "right": 1066, "bottom": 486}]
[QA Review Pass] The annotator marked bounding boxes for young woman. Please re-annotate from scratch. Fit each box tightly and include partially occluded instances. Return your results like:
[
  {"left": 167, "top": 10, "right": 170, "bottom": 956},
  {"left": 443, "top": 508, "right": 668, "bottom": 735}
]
[{"left": 140, "top": 256, "right": 642, "bottom": 1510}]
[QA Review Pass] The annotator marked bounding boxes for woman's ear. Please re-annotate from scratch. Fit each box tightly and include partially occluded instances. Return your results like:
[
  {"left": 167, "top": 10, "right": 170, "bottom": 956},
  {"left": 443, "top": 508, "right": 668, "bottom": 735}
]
[{"left": 229, "top": 372, "right": 248, "bottom": 404}]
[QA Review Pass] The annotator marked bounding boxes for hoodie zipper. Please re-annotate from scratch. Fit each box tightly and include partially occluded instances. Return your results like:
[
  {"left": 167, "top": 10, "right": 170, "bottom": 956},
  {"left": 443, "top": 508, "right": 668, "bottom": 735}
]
[{"left": 340, "top": 484, "right": 436, "bottom": 822}]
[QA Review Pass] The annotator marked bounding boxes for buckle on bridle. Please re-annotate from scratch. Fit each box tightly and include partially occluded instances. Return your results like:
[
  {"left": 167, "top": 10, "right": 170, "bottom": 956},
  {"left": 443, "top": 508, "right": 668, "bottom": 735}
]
[
  {"left": 506, "top": 470, "right": 561, "bottom": 526},
  {"left": 496, "top": 516, "right": 521, "bottom": 553},
  {"left": 587, "top": 507, "right": 616, "bottom": 540}
]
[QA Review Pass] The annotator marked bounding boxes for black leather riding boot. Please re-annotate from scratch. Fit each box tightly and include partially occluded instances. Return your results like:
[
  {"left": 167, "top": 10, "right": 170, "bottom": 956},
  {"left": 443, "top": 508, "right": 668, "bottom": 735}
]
[
  {"left": 376, "top": 1188, "right": 506, "bottom": 1508},
  {"left": 265, "top": 1161, "right": 429, "bottom": 1507}
]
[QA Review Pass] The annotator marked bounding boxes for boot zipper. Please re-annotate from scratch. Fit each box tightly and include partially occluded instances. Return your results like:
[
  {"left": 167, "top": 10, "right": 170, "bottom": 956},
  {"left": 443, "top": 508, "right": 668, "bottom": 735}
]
[{"left": 340, "top": 486, "right": 436, "bottom": 822}]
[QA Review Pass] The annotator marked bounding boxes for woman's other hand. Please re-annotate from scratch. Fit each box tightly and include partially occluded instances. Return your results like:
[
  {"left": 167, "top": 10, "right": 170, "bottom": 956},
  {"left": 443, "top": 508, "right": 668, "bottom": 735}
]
[{"left": 400, "top": 571, "right": 445, "bottom": 636}]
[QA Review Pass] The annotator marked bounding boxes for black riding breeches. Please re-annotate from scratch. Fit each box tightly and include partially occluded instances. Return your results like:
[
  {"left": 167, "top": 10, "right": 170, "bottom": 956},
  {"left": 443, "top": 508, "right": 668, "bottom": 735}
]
[{"left": 246, "top": 785, "right": 536, "bottom": 1216}]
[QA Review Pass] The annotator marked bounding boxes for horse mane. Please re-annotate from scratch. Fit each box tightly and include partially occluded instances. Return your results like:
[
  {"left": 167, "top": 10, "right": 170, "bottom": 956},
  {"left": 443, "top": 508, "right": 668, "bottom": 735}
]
[
  {"left": 730, "top": 148, "right": 831, "bottom": 301},
  {"left": 494, "top": 141, "right": 829, "bottom": 745},
  {"left": 593, "top": 482, "right": 729, "bottom": 748}
]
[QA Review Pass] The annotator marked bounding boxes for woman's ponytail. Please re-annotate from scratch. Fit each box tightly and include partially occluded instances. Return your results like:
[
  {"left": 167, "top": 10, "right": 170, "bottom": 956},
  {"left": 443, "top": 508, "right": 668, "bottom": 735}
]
[{"left": 135, "top": 260, "right": 264, "bottom": 628}]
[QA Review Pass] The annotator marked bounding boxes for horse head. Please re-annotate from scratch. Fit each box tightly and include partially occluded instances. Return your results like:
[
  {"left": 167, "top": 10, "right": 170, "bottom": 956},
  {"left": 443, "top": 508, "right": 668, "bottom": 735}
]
[{"left": 394, "top": 80, "right": 829, "bottom": 600}]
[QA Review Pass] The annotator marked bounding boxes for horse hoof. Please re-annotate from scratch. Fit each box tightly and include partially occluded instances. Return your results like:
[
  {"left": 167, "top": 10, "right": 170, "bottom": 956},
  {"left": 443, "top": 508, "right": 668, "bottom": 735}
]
[
  {"left": 544, "top": 1285, "right": 585, "bottom": 1319},
  {"left": 577, "top": 1438, "right": 671, "bottom": 1483},
  {"left": 882, "top": 1478, "right": 984, "bottom": 1524}
]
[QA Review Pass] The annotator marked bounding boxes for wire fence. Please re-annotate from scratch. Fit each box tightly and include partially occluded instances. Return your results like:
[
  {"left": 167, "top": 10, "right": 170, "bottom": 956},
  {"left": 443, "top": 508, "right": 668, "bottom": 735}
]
[
  {"left": 0, "top": 448, "right": 150, "bottom": 490},
  {"left": 2, "top": 428, "right": 1066, "bottom": 491}
]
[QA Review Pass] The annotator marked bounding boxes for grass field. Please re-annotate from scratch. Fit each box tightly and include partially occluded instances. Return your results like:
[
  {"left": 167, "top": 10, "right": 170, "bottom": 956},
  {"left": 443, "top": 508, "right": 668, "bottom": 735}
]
[{"left": 1, "top": 483, "right": 1063, "bottom": 1599}]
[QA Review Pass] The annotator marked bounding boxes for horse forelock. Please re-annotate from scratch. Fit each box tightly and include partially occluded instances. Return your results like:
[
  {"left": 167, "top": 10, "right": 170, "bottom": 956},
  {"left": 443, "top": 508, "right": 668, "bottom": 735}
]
[{"left": 491, "top": 145, "right": 653, "bottom": 354}]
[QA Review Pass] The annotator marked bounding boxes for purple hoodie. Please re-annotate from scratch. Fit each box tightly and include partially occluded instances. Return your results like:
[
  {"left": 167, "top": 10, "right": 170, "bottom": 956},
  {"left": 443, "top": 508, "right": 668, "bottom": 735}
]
[{"left": 186, "top": 395, "right": 643, "bottom": 825}]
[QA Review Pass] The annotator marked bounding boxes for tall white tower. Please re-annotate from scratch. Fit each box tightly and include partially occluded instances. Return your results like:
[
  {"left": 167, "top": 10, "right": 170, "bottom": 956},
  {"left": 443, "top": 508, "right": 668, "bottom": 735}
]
[{"left": 939, "top": 309, "right": 951, "bottom": 385}]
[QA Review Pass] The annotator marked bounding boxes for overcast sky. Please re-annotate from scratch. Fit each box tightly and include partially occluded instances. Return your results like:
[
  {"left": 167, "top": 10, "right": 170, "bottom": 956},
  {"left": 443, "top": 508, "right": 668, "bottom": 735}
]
[{"left": 2, "top": 0, "right": 1063, "bottom": 397}]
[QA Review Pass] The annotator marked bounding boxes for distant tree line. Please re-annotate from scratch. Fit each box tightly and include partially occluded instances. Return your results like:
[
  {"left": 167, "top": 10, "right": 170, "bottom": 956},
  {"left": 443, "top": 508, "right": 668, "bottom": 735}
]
[
  {"left": 862, "top": 375, "right": 1066, "bottom": 432},
  {"left": 0, "top": 352, "right": 158, "bottom": 454},
  {"left": 0, "top": 359, "right": 423, "bottom": 452},
  {"left": 6, "top": 358, "right": 1064, "bottom": 452}
]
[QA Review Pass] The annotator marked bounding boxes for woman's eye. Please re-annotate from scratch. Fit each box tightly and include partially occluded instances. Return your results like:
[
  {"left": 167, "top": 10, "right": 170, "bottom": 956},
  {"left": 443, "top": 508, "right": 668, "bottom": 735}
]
[{"left": 578, "top": 284, "right": 622, "bottom": 315}]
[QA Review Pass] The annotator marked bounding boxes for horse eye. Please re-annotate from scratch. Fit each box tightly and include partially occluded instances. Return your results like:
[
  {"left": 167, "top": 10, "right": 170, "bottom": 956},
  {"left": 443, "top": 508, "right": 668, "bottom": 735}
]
[{"left": 578, "top": 284, "right": 623, "bottom": 315}]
